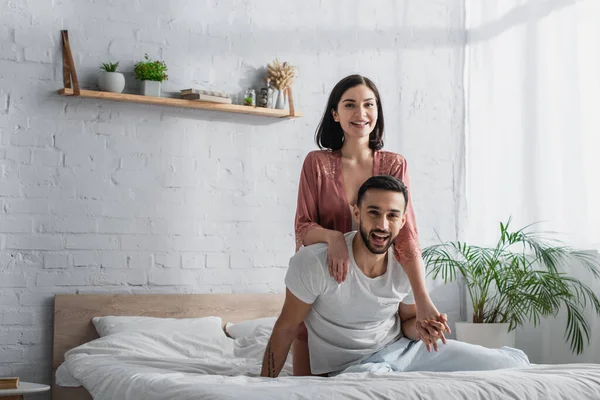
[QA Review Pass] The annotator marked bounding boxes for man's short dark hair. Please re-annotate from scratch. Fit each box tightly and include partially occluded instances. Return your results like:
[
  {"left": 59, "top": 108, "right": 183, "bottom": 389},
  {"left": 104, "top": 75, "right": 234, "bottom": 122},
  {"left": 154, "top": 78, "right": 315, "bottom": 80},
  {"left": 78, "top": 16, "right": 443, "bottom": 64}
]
[{"left": 356, "top": 175, "right": 408, "bottom": 211}]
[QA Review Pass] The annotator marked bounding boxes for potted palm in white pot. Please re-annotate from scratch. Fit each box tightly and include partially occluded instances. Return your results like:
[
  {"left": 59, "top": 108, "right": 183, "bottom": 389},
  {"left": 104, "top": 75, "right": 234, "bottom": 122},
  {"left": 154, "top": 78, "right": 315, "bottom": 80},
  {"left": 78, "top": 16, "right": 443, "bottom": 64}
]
[{"left": 423, "top": 218, "right": 600, "bottom": 354}]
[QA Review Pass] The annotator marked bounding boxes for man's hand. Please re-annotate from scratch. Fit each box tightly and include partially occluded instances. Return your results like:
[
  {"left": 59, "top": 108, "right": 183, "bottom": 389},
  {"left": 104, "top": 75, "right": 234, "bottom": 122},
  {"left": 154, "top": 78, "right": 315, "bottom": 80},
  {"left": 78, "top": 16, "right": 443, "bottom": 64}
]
[
  {"left": 416, "top": 314, "right": 449, "bottom": 352},
  {"left": 416, "top": 299, "right": 451, "bottom": 333},
  {"left": 399, "top": 302, "right": 450, "bottom": 352}
]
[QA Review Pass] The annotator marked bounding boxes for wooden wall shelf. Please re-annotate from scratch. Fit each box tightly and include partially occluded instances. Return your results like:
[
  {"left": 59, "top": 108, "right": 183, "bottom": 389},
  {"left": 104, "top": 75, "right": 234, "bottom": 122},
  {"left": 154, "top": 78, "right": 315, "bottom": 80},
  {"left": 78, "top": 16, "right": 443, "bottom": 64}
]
[
  {"left": 57, "top": 88, "right": 302, "bottom": 118},
  {"left": 57, "top": 30, "right": 301, "bottom": 119}
]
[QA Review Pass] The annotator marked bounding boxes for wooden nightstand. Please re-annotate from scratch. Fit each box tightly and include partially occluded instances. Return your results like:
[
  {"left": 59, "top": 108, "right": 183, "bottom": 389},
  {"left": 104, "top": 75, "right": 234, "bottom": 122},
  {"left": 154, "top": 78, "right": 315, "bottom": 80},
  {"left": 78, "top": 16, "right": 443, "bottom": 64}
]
[{"left": 0, "top": 382, "right": 50, "bottom": 399}]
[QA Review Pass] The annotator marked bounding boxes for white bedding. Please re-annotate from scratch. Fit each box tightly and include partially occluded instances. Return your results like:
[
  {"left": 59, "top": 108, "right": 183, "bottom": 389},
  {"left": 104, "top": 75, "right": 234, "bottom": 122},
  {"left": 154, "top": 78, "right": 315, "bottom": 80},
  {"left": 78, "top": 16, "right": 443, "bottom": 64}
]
[{"left": 57, "top": 329, "right": 600, "bottom": 400}]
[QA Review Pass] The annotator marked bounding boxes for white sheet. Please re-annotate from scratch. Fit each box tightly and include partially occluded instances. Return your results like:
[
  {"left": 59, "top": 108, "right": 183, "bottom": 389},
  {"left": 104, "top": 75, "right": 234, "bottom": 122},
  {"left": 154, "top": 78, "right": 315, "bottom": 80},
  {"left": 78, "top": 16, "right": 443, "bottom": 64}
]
[{"left": 57, "top": 329, "right": 600, "bottom": 400}]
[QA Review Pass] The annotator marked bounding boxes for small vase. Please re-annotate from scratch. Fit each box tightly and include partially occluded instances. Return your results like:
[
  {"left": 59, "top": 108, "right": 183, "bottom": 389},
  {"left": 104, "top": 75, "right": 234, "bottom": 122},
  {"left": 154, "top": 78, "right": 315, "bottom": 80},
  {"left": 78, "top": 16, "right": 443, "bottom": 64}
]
[
  {"left": 142, "top": 80, "right": 161, "bottom": 97},
  {"left": 98, "top": 72, "right": 125, "bottom": 93},
  {"left": 275, "top": 89, "right": 286, "bottom": 110},
  {"left": 269, "top": 90, "right": 278, "bottom": 109}
]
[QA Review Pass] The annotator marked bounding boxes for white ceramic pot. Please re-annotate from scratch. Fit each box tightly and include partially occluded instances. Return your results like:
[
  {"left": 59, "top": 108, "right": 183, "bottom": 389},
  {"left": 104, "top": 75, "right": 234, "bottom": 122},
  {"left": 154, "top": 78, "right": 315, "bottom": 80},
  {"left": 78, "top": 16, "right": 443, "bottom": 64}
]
[
  {"left": 275, "top": 89, "right": 286, "bottom": 109},
  {"left": 455, "top": 322, "right": 516, "bottom": 348},
  {"left": 98, "top": 71, "right": 125, "bottom": 93},
  {"left": 141, "top": 80, "right": 161, "bottom": 97}
]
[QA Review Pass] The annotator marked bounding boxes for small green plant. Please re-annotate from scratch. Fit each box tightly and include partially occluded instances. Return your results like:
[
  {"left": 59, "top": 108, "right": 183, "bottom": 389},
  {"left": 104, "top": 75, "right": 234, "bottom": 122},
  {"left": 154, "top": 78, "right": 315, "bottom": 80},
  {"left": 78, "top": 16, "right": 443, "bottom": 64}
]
[
  {"left": 134, "top": 54, "right": 168, "bottom": 82},
  {"left": 100, "top": 62, "right": 119, "bottom": 72}
]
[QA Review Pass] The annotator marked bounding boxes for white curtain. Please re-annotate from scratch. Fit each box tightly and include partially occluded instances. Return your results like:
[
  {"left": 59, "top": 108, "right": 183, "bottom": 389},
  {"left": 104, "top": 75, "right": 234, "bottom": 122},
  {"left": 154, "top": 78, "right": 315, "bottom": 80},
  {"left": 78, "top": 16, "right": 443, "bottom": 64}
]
[{"left": 465, "top": 0, "right": 600, "bottom": 363}]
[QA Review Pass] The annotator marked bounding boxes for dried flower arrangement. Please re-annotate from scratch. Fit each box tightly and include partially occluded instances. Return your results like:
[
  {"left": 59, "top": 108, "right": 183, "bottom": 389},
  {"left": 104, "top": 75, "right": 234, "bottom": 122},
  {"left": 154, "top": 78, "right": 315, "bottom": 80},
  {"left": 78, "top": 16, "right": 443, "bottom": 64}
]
[
  {"left": 267, "top": 59, "right": 296, "bottom": 91},
  {"left": 267, "top": 58, "right": 297, "bottom": 113}
]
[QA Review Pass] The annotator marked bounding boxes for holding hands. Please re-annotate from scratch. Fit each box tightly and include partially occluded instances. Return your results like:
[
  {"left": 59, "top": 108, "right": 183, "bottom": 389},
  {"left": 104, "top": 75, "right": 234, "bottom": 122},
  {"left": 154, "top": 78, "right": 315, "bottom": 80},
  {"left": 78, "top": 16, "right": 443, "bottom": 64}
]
[{"left": 416, "top": 302, "right": 451, "bottom": 352}]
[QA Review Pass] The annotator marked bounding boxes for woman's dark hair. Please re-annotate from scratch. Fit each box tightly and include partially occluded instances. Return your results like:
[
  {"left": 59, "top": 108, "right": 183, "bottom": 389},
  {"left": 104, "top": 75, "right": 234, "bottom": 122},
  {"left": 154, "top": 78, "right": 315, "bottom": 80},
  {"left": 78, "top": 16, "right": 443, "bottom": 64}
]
[{"left": 315, "top": 74, "right": 385, "bottom": 151}]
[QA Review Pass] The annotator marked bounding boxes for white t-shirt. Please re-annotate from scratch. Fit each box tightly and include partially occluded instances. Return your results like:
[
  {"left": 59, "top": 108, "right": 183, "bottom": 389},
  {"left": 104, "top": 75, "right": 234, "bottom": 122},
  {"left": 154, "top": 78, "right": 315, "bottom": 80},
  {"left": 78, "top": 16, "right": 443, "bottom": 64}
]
[{"left": 285, "top": 231, "right": 415, "bottom": 375}]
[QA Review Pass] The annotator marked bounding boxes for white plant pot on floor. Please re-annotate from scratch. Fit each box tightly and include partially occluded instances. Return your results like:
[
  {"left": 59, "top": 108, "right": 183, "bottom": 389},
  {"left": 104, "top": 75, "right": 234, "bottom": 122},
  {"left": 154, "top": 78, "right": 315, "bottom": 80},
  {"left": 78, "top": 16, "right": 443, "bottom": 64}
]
[
  {"left": 141, "top": 80, "right": 161, "bottom": 97},
  {"left": 98, "top": 72, "right": 125, "bottom": 93},
  {"left": 455, "top": 322, "right": 515, "bottom": 348}
]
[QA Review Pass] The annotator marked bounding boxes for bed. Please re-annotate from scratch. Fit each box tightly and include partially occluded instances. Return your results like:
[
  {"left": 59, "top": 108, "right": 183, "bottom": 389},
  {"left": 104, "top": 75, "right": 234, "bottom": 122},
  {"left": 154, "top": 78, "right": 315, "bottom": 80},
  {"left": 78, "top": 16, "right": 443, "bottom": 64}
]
[
  {"left": 52, "top": 293, "right": 285, "bottom": 400},
  {"left": 52, "top": 293, "right": 600, "bottom": 400}
]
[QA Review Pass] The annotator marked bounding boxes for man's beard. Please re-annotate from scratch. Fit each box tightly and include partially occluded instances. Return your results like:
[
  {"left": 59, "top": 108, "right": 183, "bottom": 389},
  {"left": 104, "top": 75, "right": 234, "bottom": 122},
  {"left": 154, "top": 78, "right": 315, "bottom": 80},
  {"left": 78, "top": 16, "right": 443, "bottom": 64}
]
[{"left": 358, "top": 222, "right": 396, "bottom": 254}]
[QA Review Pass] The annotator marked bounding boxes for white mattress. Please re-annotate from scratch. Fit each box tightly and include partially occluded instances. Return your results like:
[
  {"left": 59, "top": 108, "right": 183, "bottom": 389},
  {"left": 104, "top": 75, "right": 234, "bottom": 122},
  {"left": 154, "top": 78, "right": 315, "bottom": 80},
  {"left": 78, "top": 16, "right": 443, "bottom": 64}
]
[{"left": 57, "top": 329, "right": 600, "bottom": 400}]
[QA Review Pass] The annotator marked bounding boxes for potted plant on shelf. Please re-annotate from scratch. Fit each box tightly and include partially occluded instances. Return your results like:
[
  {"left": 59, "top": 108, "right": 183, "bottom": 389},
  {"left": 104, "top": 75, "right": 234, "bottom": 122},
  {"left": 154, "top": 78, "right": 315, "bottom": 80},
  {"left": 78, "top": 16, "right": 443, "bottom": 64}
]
[
  {"left": 98, "top": 61, "right": 125, "bottom": 93},
  {"left": 134, "top": 53, "right": 168, "bottom": 97},
  {"left": 423, "top": 218, "right": 600, "bottom": 354}
]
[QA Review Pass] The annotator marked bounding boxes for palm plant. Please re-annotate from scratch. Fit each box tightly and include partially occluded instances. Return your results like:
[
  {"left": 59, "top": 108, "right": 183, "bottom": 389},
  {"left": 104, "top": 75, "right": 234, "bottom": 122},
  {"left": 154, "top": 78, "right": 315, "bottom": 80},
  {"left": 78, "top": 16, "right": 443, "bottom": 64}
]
[{"left": 423, "top": 218, "right": 600, "bottom": 354}]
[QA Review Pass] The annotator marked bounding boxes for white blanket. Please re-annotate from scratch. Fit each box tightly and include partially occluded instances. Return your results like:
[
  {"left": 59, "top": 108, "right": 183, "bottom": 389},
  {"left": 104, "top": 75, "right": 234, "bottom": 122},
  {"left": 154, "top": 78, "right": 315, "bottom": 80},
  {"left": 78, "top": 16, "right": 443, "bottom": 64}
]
[{"left": 57, "top": 330, "right": 600, "bottom": 400}]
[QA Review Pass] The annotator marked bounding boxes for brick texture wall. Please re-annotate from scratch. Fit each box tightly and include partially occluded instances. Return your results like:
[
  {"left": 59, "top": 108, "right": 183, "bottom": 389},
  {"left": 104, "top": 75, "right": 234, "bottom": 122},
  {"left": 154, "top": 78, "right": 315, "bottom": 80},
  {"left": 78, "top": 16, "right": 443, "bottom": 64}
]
[{"left": 0, "top": 0, "right": 466, "bottom": 393}]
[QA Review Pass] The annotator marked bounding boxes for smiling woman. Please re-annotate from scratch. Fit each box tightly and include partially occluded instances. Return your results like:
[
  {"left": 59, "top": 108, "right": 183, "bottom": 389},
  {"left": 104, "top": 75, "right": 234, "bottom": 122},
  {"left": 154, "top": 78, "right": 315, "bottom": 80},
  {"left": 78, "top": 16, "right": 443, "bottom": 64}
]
[{"left": 291, "top": 74, "right": 448, "bottom": 376}]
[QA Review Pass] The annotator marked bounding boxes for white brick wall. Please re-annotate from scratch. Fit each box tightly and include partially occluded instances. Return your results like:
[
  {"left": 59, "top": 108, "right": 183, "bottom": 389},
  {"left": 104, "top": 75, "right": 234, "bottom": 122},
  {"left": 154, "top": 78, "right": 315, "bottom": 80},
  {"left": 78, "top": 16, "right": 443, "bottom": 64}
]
[{"left": 0, "top": 0, "right": 466, "bottom": 395}]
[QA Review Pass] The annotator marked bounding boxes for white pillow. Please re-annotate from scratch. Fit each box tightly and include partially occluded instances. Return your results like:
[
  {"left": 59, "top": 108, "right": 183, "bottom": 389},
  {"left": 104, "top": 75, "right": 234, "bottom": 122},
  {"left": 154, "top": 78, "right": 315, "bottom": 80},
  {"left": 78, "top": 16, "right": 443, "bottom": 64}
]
[
  {"left": 92, "top": 315, "right": 224, "bottom": 338},
  {"left": 225, "top": 316, "right": 278, "bottom": 339}
]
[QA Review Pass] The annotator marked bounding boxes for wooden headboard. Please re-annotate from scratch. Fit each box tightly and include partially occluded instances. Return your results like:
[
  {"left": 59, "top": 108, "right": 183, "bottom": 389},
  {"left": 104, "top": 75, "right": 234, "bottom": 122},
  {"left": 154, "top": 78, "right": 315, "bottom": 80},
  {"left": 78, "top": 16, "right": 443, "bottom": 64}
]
[{"left": 52, "top": 293, "right": 285, "bottom": 400}]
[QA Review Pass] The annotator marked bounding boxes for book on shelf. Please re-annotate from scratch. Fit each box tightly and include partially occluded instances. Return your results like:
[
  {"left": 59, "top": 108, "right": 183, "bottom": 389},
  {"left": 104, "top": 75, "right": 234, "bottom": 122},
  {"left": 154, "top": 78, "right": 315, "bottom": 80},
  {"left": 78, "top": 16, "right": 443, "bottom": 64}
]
[
  {"left": 180, "top": 93, "right": 232, "bottom": 104},
  {"left": 0, "top": 377, "right": 19, "bottom": 389},
  {"left": 180, "top": 88, "right": 230, "bottom": 98}
]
